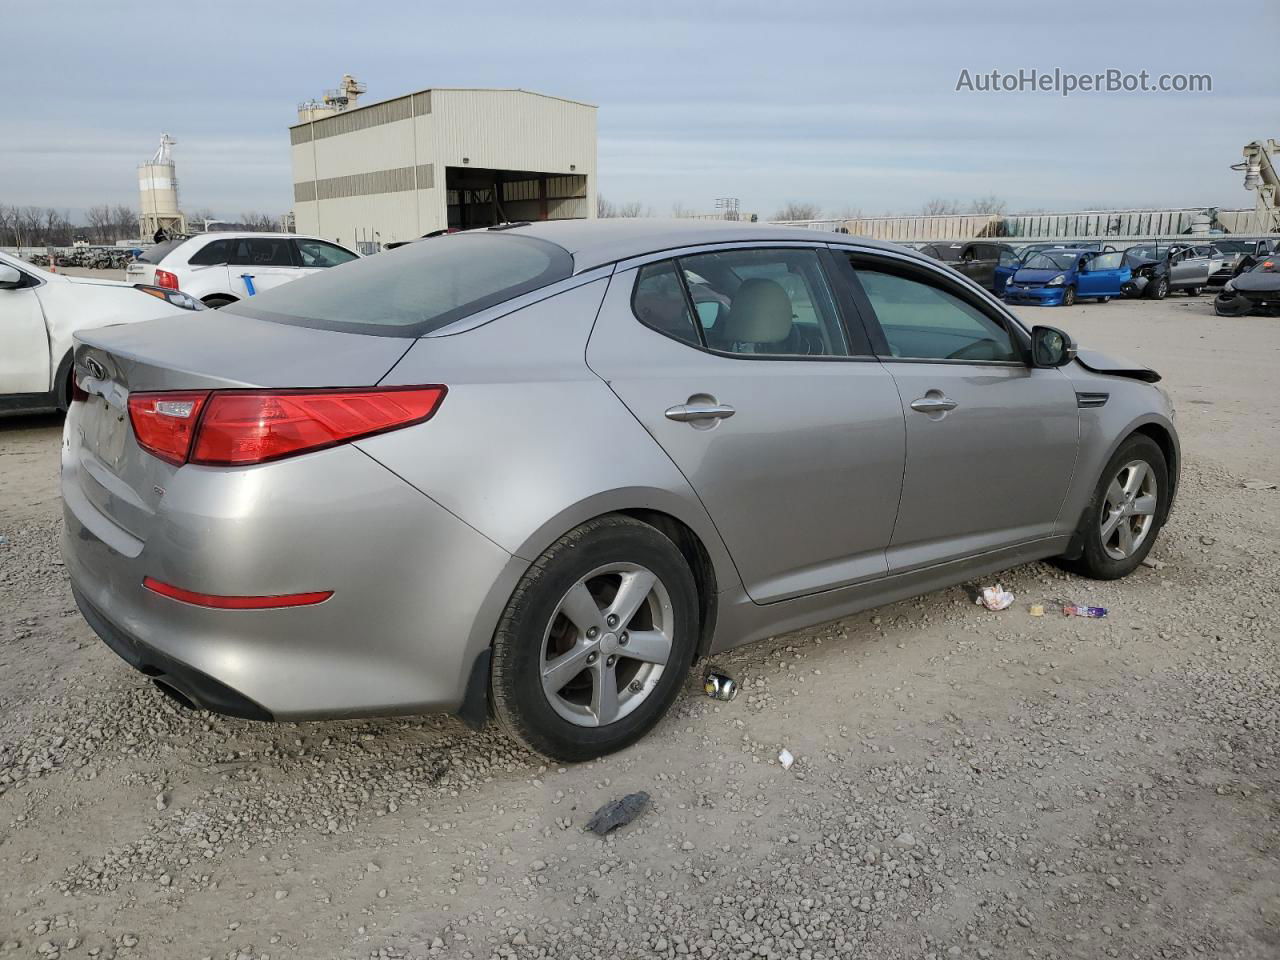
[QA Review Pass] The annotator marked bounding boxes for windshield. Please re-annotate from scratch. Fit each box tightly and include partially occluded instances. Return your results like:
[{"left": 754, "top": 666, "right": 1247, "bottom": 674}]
[
  {"left": 1214, "top": 241, "right": 1255, "bottom": 253},
  {"left": 1022, "top": 252, "right": 1078, "bottom": 271},
  {"left": 1248, "top": 259, "right": 1279, "bottom": 274},
  {"left": 1125, "top": 245, "right": 1164, "bottom": 260},
  {"left": 224, "top": 231, "right": 574, "bottom": 337}
]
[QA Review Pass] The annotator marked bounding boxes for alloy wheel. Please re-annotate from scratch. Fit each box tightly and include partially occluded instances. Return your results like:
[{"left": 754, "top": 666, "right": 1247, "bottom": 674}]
[
  {"left": 1100, "top": 460, "right": 1158, "bottom": 560},
  {"left": 539, "top": 563, "right": 674, "bottom": 727}
]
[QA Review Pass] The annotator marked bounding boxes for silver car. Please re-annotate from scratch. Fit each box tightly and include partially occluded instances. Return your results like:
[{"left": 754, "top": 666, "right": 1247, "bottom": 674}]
[{"left": 61, "top": 221, "right": 1179, "bottom": 760}]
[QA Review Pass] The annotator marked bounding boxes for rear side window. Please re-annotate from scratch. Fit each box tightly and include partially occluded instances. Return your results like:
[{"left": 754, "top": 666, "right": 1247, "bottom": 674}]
[
  {"left": 137, "top": 239, "right": 184, "bottom": 264},
  {"left": 632, "top": 262, "right": 701, "bottom": 347},
  {"left": 230, "top": 238, "right": 296, "bottom": 267},
  {"left": 188, "top": 238, "right": 230, "bottom": 266},
  {"left": 225, "top": 232, "right": 574, "bottom": 337}
]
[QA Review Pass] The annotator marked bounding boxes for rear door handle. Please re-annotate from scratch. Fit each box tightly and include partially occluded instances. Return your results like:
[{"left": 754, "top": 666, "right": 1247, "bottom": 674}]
[
  {"left": 910, "top": 395, "right": 959, "bottom": 414},
  {"left": 665, "top": 402, "right": 736, "bottom": 422}
]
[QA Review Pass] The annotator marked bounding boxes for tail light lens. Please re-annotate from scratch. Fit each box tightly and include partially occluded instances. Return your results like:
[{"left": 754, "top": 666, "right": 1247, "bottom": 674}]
[
  {"left": 128, "top": 386, "right": 445, "bottom": 467},
  {"left": 154, "top": 269, "right": 179, "bottom": 289},
  {"left": 127, "top": 391, "right": 210, "bottom": 465}
]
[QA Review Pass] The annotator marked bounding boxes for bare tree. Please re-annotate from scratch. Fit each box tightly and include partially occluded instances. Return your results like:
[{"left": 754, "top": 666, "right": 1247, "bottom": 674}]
[
  {"left": 19, "top": 207, "right": 44, "bottom": 246},
  {"left": 111, "top": 204, "right": 137, "bottom": 241},
  {"left": 187, "top": 207, "right": 217, "bottom": 231},
  {"left": 596, "top": 194, "right": 617, "bottom": 218},
  {"left": 968, "top": 195, "right": 1007, "bottom": 216},
  {"left": 920, "top": 198, "right": 962, "bottom": 217},
  {"left": 86, "top": 204, "right": 113, "bottom": 243},
  {"left": 237, "top": 211, "right": 279, "bottom": 232},
  {"left": 614, "top": 201, "right": 651, "bottom": 218},
  {"left": 834, "top": 205, "right": 864, "bottom": 221},
  {"left": 670, "top": 201, "right": 692, "bottom": 218},
  {"left": 0, "top": 205, "right": 12, "bottom": 246},
  {"left": 774, "top": 202, "right": 821, "bottom": 222}
]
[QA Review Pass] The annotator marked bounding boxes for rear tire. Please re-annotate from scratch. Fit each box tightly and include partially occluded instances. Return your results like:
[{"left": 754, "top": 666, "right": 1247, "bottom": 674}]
[
  {"left": 202, "top": 295, "right": 237, "bottom": 309},
  {"left": 1186, "top": 287, "right": 1202, "bottom": 297},
  {"left": 1057, "top": 434, "right": 1169, "bottom": 580},
  {"left": 490, "top": 514, "right": 699, "bottom": 761},
  {"left": 1097, "top": 296, "right": 1111, "bottom": 303}
]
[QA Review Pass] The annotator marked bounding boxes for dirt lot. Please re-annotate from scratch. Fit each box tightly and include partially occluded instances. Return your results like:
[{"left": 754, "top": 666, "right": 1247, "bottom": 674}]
[{"left": 1, "top": 295, "right": 1277, "bottom": 960}]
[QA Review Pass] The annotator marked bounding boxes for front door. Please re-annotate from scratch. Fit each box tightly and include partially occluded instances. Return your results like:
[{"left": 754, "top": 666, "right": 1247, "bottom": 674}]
[
  {"left": 0, "top": 272, "right": 50, "bottom": 395},
  {"left": 838, "top": 252, "right": 1079, "bottom": 572},
  {"left": 587, "top": 246, "right": 907, "bottom": 603},
  {"left": 228, "top": 237, "right": 299, "bottom": 298},
  {"left": 1169, "top": 248, "right": 1210, "bottom": 288}
]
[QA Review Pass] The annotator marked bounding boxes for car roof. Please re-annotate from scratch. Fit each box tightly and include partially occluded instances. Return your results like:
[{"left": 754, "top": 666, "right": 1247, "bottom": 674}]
[{"left": 505, "top": 218, "right": 912, "bottom": 272}]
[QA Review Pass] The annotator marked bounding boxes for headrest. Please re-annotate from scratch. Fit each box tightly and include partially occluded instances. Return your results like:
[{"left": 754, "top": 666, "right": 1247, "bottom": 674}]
[{"left": 722, "top": 278, "right": 792, "bottom": 344}]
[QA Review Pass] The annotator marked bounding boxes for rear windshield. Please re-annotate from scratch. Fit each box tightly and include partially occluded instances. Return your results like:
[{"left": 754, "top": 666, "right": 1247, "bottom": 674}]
[
  {"left": 225, "top": 232, "right": 574, "bottom": 337},
  {"left": 137, "top": 239, "right": 185, "bottom": 264}
]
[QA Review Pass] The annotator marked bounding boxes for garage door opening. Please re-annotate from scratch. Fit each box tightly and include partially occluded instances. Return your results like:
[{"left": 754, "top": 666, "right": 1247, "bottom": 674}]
[{"left": 445, "top": 167, "right": 588, "bottom": 229}]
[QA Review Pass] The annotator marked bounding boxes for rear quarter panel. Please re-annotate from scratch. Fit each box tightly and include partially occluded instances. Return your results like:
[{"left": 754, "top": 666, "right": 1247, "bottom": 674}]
[{"left": 359, "top": 276, "right": 739, "bottom": 587}]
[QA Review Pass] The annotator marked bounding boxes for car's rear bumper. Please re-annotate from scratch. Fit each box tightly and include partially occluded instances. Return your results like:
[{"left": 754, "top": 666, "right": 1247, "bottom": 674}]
[
  {"left": 1003, "top": 286, "right": 1065, "bottom": 305},
  {"left": 62, "top": 442, "right": 522, "bottom": 720}
]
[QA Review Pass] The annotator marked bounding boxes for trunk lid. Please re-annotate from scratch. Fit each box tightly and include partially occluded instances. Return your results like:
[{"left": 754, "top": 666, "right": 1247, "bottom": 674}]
[{"left": 68, "top": 312, "right": 411, "bottom": 543}]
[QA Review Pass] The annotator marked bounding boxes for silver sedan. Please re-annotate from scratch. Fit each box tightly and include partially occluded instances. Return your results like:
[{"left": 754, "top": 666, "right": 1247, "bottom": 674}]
[{"left": 61, "top": 220, "right": 1178, "bottom": 760}]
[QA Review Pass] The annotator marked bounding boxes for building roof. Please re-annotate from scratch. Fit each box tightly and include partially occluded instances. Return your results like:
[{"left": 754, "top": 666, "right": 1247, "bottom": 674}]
[
  {"left": 507, "top": 218, "right": 906, "bottom": 272},
  {"left": 289, "top": 86, "right": 596, "bottom": 130}
]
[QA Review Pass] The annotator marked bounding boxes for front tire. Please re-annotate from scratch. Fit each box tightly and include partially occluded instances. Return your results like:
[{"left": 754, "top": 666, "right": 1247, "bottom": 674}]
[
  {"left": 1097, "top": 296, "right": 1111, "bottom": 303},
  {"left": 490, "top": 515, "right": 699, "bottom": 761},
  {"left": 1058, "top": 434, "right": 1168, "bottom": 580},
  {"left": 1061, "top": 285, "right": 1076, "bottom": 306},
  {"left": 1148, "top": 277, "right": 1169, "bottom": 300},
  {"left": 1186, "top": 287, "right": 1202, "bottom": 297}
]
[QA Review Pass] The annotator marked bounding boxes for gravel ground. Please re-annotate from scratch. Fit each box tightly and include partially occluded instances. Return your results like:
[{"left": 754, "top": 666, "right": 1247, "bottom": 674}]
[{"left": 1, "top": 295, "right": 1277, "bottom": 959}]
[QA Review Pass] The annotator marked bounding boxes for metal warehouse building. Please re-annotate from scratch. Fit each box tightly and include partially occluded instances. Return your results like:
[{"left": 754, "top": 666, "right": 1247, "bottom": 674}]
[{"left": 289, "top": 86, "right": 597, "bottom": 249}]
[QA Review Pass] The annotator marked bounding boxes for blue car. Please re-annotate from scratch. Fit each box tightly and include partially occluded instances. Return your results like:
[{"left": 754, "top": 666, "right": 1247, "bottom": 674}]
[{"left": 1003, "top": 250, "right": 1131, "bottom": 306}]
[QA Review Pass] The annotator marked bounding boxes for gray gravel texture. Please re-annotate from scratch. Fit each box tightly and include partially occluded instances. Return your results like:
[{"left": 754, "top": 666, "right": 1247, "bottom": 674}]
[{"left": 1, "top": 294, "right": 1277, "bottom": 959}]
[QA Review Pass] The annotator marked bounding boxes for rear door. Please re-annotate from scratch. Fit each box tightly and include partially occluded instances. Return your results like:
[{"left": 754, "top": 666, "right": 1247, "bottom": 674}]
[
  {"left": 587, "top": 245, "right": 906, "bottom": 603},
  {"left": 180, "top": 237, "right": 232, "bottom": 296},
  {"left": 228, "top": 237, "right": 300, "bottom": 297},
  {"left": 0, "top": 267, "right": 50, "bottom": 394},
  {"left": 834, "top": 250, "right": 1079, "bottom": 572}
]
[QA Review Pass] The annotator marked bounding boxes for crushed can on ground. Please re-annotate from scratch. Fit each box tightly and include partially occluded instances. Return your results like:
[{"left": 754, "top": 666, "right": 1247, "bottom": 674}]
[{"left": 703, "top": 670, "right": 738, "bottom": 701}]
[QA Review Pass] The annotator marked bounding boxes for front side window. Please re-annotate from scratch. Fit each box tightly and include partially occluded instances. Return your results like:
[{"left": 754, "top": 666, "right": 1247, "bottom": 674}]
[
  {"left": 226, "top": 232, "right": 574, "bottom": 337},
  {"left": 230, "top": 238, "right": 296, "bottom": 268},
  {"left": 295, "top": 238, "right": 358, "bottom": 268},
  {"left": 853, "top": 266, "right": 1019, "bottom": 362},
  {"left": 998, "top": 249, "right": 1020, "bottom": 267},
  {"left": 1087, "top": 252, "right": 1126, "bottom": 271}
]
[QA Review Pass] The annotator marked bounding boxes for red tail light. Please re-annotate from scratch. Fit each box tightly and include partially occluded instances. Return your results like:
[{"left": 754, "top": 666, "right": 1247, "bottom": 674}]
[
  {"left": 128, "top": 386, "right": 445, "bottom": 467},
  {"left": 143, "top": 577, "right": 332, "bottom": 609},
  {"left": 154, "top": 269, "right": 179, "bottom": 289},
  {"left": 127, "top": 391, "right": 210, "bottom": 465}
]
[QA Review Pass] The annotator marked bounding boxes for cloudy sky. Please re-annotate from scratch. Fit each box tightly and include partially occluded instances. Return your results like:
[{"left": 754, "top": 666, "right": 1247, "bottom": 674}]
[{"left": 4, "top": 0, "right": 1275, "bottom": 220}]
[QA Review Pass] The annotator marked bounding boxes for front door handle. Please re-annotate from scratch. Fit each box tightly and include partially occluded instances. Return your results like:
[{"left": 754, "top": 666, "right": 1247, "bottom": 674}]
[
  {"left": 910, "top": 395, "right": 959, "bottom": 414},
  {"left": 665, "top": 401, "right": 736, "bottom": 422}
]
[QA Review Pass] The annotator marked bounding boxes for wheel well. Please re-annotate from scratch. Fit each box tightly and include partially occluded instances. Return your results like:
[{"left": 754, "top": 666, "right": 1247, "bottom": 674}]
[
  {"left": 617, "top": 508, "right": 719, "bottom": 663},
  {"left": 202, "top": 294, "right": 238, "bottom": 307},
  {"left": 55, "top": 350, "right": 75, "bottom": 410},
  {"left": 1132, "top": 423, "right": 1178, "bottom": 522}
]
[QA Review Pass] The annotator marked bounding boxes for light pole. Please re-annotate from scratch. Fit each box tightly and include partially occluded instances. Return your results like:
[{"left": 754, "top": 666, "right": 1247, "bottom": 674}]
[{"left": 714, "top": 197, "right": 740, "bottom": 222}]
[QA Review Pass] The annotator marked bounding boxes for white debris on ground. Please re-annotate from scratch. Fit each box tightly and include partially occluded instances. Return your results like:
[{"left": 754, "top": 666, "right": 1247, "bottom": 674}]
[{"left": 1, "top": 300, "right": 1277, "bottom": 958}]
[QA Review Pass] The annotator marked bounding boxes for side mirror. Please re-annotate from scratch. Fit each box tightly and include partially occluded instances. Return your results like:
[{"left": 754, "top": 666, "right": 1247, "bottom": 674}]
[
  {"left": 0, "top": 264, "right": 24, "bottom": 289},
  {"left": 1031, "top": 325, "right": 1077, "bottom": 368}
]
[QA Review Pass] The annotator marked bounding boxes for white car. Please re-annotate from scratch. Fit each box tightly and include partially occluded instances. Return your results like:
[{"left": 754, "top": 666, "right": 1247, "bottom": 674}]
[
  {"left": 126, "top": 233, "right": 360, "bottom": 308},
  {"left": 0, "top": 250, "right": 204, "bottom": 415}
]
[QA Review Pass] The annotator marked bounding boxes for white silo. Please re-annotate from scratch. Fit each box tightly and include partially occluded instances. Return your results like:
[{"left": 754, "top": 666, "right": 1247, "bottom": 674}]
[{"left": 138, "top": 134, "right": 187, "bottom": 241}]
